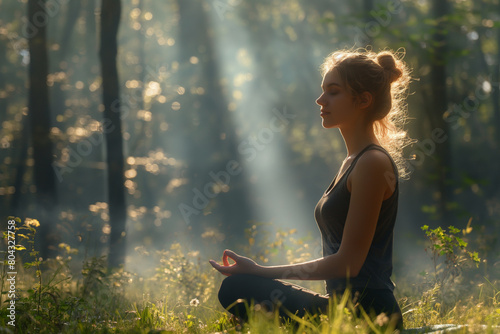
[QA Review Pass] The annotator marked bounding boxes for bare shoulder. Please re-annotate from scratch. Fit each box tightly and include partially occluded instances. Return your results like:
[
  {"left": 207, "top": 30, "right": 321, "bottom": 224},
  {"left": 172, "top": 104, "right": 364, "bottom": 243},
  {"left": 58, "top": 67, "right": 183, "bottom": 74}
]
[
  {"left": 349, "top": 149, "right": 396, "bottom": 197},
  {"left": 355, "top": 149, "right": 394, "bottom": 174}
]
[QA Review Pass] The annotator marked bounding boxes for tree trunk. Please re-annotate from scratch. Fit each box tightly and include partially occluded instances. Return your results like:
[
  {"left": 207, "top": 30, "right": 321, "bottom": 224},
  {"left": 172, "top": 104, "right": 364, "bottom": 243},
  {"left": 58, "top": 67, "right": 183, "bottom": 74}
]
[
  {"left": 99, "top": 0, "right": 126, "bottom": 269},
  {"left": 11, "top": 115, "right": 29, "bottom": 217},
  {"left": 492, "top": 1, "right": 500, "bottom": 151},
  {"left": 0, "top": 30, "right": 6, "bottom": 116},
  {"left": 429, "top": 0, "right": 452, "bottom": 223},
  {"left": 28, "top": 0, "right": 58, "bottom": 259},
  {"left": 490, "top": 1, "right": 500, "bottom": 195}
]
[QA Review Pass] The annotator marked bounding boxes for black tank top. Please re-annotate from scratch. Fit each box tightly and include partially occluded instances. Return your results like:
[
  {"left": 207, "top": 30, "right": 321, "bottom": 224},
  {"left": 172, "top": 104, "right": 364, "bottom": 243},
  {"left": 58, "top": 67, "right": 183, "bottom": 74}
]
[{"left": 314, "top": 144, "right": 398, "bottom": 294}]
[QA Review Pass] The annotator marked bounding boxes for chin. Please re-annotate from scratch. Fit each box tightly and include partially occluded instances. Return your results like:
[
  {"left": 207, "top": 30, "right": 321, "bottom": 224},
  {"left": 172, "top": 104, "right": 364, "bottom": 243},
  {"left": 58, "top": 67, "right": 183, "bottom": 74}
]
[{"left": 321, "top": 120, "right": 338, "bottom": 129}]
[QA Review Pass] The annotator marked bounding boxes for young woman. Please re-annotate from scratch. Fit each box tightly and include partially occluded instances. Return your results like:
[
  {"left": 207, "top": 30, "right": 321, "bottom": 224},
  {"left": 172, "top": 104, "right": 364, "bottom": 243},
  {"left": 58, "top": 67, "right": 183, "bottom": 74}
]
[{"left": 209, "top": 48, "right": 412, "bottom": 330}]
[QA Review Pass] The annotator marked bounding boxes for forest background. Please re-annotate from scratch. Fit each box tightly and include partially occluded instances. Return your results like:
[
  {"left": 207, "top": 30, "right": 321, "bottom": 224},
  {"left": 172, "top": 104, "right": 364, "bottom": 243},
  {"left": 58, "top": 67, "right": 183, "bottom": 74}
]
[{"left": 0, "top": 0, "right": 499, "bottom": 315}]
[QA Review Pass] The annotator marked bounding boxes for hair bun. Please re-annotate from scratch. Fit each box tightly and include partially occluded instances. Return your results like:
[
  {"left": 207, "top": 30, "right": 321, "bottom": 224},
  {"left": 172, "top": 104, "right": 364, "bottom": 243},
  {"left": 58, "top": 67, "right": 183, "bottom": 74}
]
[{"left": 377, "top": 52, "right": 402, "bottom": 83}]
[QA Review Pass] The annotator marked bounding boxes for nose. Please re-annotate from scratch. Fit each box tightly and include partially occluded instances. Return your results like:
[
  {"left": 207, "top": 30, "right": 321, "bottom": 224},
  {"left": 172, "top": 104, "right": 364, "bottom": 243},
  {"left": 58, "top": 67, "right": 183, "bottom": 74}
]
[{"left": 316, "top": 93, "right": 325, "bottom": 106}]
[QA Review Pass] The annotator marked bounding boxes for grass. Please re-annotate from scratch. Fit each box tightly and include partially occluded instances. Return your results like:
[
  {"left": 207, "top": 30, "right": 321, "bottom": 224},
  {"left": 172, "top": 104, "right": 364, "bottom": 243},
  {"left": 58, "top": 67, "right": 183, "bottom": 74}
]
[{"left": 0, "top": 218, "right": 499, "bottom": 333}]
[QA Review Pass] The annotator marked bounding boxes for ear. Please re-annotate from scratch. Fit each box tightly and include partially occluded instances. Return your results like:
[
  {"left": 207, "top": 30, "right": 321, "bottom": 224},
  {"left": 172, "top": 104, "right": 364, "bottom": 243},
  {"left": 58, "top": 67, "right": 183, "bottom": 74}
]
[{"left": 357, "top": 91, "right": 373, "bottom": 110}]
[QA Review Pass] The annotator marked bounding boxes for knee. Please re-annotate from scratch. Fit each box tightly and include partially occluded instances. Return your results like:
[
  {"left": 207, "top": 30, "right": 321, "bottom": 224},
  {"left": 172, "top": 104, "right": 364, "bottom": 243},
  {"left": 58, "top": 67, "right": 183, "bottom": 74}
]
[{"left": 218, "top": 274, "right": 252, "bottom": 309}]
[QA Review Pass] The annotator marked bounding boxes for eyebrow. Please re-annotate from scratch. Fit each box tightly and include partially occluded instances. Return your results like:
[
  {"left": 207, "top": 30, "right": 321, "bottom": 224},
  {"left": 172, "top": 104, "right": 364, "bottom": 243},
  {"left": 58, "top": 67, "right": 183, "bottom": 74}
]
[{"left": 321, "top": 82, "right": 342, "bottom": 90}]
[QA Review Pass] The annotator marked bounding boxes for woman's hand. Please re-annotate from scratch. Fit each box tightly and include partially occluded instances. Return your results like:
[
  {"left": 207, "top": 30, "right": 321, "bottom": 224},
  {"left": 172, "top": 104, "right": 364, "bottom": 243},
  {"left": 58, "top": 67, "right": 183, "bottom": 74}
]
[{"left": 209, "top": 249, "right": 261, "bottom": 276}]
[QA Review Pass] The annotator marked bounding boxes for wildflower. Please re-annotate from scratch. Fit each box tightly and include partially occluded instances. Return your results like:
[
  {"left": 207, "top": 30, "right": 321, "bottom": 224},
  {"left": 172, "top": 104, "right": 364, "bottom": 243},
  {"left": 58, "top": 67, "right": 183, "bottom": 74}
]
[
  {"left": 25, "top": 218, "right": 40, "bottom": 227},
  {"left": 190, "top": 298, "right": 200, "bottom": 307},
  {"left": 375, "top": 313, "right": 389, "bottom": 326}
]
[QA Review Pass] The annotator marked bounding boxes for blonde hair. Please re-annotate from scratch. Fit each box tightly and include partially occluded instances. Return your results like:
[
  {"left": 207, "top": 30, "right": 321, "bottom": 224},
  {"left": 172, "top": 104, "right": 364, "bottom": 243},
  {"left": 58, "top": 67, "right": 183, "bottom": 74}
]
[{"left": 320, "top": 48, "right": 414, "bottom": 178}]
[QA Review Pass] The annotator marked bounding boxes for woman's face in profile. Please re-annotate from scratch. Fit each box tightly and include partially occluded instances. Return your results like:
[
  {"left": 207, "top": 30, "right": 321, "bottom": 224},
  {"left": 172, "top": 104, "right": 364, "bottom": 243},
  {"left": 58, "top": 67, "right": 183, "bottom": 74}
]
[{"left": 316, "top": 69, "right": 360, "bottom": 129}]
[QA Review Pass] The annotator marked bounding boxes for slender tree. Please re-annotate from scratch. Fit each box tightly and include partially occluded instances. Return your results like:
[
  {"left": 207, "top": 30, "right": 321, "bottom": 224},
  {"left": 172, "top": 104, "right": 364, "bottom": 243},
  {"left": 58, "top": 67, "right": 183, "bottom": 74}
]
[
  {"left": 28, "top": 0, "right": 58, "bottom": 259},
  {"left": 428, "top": 0, "right": 452, "bottom": 223},
  {"left": 0, "top": 31, "right": 6, "bottom": 116},
  {"left": 10, "top": 116, "right": 29, "bottom": 217},
  {"left": 493, "top": 1, "right": 500, "bottom": 152},
  {"left": 99, "top": 0, "right": 127, "bottom": 269},
  {"left": 486, "top": 0, "right": 500, "bottom": 197}
]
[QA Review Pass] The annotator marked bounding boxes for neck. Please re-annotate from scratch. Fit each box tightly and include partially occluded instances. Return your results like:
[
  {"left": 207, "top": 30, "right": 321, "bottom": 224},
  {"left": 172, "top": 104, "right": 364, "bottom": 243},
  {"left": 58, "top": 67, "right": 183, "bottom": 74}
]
[{"left": 339, "top": 121, "right": 379, "bottom": 157}]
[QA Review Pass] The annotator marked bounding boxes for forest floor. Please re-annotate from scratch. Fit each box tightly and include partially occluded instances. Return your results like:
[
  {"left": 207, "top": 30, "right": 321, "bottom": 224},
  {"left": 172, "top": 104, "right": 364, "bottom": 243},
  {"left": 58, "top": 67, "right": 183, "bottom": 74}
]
[{"left": 0, "top": 218, "right": 499, "bottom": 333}]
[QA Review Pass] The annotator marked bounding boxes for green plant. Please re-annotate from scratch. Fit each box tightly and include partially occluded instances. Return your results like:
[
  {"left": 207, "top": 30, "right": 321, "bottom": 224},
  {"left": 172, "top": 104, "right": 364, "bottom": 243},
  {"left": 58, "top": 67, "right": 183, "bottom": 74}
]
[
  {"left": 422, "top": 221, "right": 480, "bottom": 280},
  {"left": 131, "top": 301, "right": 167, "bottom": 329},
  {"left": 81, "top": 255, "right": 107, "bottom": 297},
  {"left": 0, "top": 216, "right": 497, "bottom": 333},
  {"left": 14, "top": 218, "right": 43, "bottom": 315},
  {"left": 152, "top": 242, "right": 216, "bottom": 307},
  {"left": 1, "top": 217, "right": 25, "bottom": 307},
  {"left": 421, "top": 219, "right": 481, "bottom": 309}
]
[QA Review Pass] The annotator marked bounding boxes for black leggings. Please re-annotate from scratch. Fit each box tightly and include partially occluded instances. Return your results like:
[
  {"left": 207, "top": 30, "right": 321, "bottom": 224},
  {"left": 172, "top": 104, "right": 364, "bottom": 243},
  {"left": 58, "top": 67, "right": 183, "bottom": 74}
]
[{"left": 217, "top": 274, "right": 403, "bottom": 329}]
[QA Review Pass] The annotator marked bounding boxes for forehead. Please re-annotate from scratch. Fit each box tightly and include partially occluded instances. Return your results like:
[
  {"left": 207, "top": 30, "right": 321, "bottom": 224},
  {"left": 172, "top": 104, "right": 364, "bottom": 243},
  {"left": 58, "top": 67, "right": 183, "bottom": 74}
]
[{"left": 321, "top": 68, "right": 343, "bottom": 88}]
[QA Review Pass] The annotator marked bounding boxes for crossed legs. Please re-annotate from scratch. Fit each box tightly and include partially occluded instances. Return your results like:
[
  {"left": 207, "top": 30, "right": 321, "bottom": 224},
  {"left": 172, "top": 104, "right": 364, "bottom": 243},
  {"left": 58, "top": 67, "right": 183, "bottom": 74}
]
[
  {"left": 218, "top": 274, "right": 329, "bottom": 321},
  {"left": 217, "top": 274, "right": 403, "bottom": 330}
]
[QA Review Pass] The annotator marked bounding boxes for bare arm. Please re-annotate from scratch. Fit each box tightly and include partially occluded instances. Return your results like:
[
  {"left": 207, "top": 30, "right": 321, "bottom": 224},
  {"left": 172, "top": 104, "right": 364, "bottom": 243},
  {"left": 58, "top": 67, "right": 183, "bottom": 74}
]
[{"left": 209, "top": 150, "right": 395, "bottom": 280}]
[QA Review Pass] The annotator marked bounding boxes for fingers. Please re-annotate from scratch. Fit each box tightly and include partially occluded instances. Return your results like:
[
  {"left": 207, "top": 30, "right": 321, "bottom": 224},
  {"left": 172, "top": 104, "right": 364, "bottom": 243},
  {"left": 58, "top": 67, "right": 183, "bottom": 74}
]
[
  {"left": 209, "top": 250, "right": 241, "bottom": 277},
  {"left": 223, "top": 249, "right": 239, "bottom": 265},
  {"left": 209, "top": 260, "right": 231, "bottom": 276},
  {"left": 224, "top": 249, "right": 237, "bottom": 257}
]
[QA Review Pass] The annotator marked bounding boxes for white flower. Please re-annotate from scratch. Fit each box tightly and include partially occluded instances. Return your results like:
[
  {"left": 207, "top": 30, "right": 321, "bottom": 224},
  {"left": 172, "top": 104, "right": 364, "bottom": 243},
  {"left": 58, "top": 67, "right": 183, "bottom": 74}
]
[
  {"left": 375, "top": 313, "right": 389, "bottom": 326},
  {"left": 189, "top": 298, "right": 200, "bottom": 307}
]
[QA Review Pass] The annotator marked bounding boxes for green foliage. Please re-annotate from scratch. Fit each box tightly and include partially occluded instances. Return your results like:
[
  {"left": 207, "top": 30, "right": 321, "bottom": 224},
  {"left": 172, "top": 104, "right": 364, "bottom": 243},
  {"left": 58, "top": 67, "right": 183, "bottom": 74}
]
[
  {"left": 0, "top": 218, "right": 498, "bottom": 333},
  {"left": 421, "top": 219, "right": 481, "bottom": 288},
  {"left": 81, "top": 256, "right": 107, "bottom": 296},
  {"left": 151, "top": 242, "right": 216, "bottom": 307},
  {"left": 8, "top": 217, "right": 44, "bottom": 317},
  {"left": 399, "top": 219, "right": 489, "bottom": 327}
]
